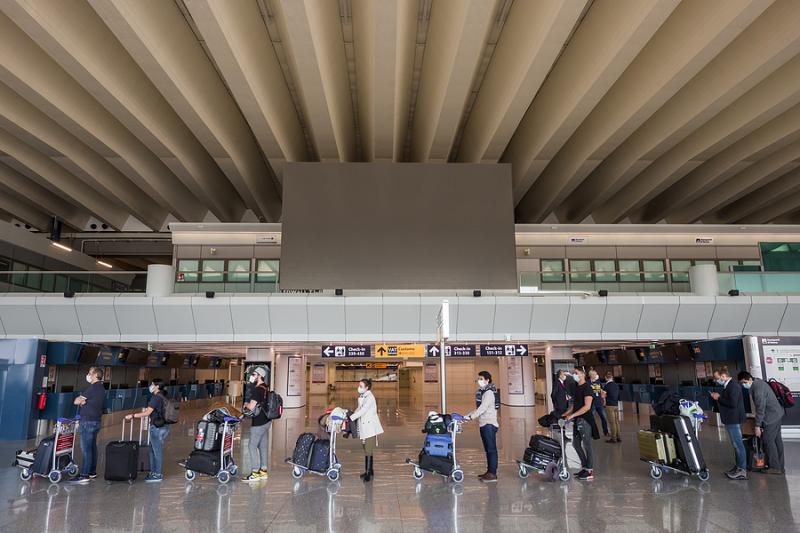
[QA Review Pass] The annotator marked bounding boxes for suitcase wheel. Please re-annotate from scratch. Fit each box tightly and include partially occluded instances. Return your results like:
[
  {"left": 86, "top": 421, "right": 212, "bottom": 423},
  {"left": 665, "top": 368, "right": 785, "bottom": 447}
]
[
  {"left": 558, "top": 468, "right": 571, "bottom": 482},
  {"left": 20, "top": 468, "right": 32, "bottom": 481},
  {"left": 518, "top": 465, "right": 530, "bottom": 479},
  {"left": 226, "top": 464, "right": 238, "bottom": 476},
  {"left": 66, "top": 463, "right": 79, "bottom": 478},
  {"left": 291, "top": 466, "right": 304, "bottom": 479},
  {"left": 326, "top": 468, "right": 339, "bottom": 482},
  {"left": 185, "top": 469, "right": 196, "bottom": 481},
  {"left": 697, "top": 469, "right": 710, "bottom": 482},
  {"left": 450, "top": 469, "right": 464, "bottom": 483},
  {"left": 650, "top": 465, "right": 663, "bottom": 480},
  {"left": 412, "top": 467, "right": 424, "bottom": 480},
  {"left": 48, "top": 470, "right": 62, "bottom": 484},
  {"left": 217, "top": 470, "right": 231, "bottom": 484}
]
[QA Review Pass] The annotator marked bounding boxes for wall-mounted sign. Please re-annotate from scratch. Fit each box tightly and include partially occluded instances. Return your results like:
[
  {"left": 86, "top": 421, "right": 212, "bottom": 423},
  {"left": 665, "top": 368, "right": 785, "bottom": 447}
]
[
  {"left": 374, "top": 344, "right": 426, "bottom": 358},
  {"left": 479, "top": 344, "right": 528, "bottom": 356},
  {"left": 287, "top": 356, "right": 303, "bottom": 396},
  {"left": 506, "top": 357, "right": 524, "bottom": 395},
  {"left": 321, "top": 345, "right": 371, "bottom": 358},
  {"left": 424, "top": 363, "right": 439, "bottom": 383},
  {"left": 568, "top": 236, "right": 588, "bottom": 245},
  {"left": 426, "top": 344, "right": 476, "bottom": 357},
  {"left": 311, "top": 363, "right": 326, "bottom": 383},
  {"left": 365, "top": 362, "right": 389, "bottom": 369},
  {"left": 255, "top": 235, "right": 279, "bottom": 244},
  {"left": 695, "top": 236, "right": 714, "bottom": 245}
]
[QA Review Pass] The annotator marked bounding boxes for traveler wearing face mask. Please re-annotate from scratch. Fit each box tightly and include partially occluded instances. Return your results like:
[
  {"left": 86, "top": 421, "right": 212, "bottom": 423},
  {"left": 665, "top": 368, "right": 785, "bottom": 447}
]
[
  {"left": 738, "top": 371, "right": 785, "bottom": 475},
  {"left": 243, "top": 366, "right": 271, "bottom": 482},
  {"left": 348, "top": 379, "right": 383, "bottom": 482},
  {"left": 710, "top": 367, "right": 747, "bottom": 480},
  {"left": 588, "top": 370, "right": 609, "bottom": 437},
  {"left": 126, "top": 379, "right": 169, "bottom": 482},
  {"left": 563, "top": 366, "right": 599, "bottom": 481},
  {"left": 465, "top": 371, "right": 499, "bottom": 482},
  {"left": 551, "top": 370, "right": 570, "bottom": 417},
  {"left": 71, "top": 366, "right": 105, "bottom": 483}
]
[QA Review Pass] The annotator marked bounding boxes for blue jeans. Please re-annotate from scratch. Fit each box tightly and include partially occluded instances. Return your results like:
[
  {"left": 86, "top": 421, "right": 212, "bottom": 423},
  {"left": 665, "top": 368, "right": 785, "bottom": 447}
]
[
  {"left": 79, "top": 420, "right": 101, "bottom": 476},
  {"left": 479, "top": 424, "right": 498, "bottom": 475},
  {"left": 725, "top": 424, "right": 746, "bottom": 470},
  {"left": 592, "top": 401, "right": 608, "bottom": 435},
  {"left": 149, "top": 425, "right": 170, "bottom": 475}
]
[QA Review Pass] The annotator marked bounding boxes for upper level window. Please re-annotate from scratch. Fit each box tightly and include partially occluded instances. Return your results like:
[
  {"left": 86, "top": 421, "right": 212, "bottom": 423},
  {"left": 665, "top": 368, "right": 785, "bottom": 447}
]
[
  {"left": 618, "top": 260, "right": 641, "bottom": 282},
  {"left": 201, "top": 260, "right": 225, "bottom": 282},
  {"left": 256, "top": 260, "right": 280, "bottom": 283},
  {"left": 569, "top": 259, "right": 591, "bottom": 283},
  {"left": 541, "top": 259, "right": 564, "bottom": 283},
  {"left": 227, "top": 260, "right": 251, "bottom": 283},
  {"left": 176, "top": 260, "right": 198, "bottom": 282},
  {"left": 643, "top": 260, "right": 666, "bottom": 282}
]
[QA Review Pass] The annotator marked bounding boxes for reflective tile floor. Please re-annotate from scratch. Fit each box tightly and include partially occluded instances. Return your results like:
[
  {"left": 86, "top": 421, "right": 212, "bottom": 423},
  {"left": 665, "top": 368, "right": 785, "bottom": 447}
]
[{"left": 1, "top": 389, "right": 798, "bottom": 532}]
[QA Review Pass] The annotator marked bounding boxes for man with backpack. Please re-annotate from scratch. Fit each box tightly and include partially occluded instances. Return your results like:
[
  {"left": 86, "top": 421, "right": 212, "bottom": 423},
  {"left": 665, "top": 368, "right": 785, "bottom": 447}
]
[
  {"left": 126, "top": 379, "right": 175, "bottom": 482},
  {"left": 243, "top": 366, "right": 271, "bottom": 482},
  {"left": 737, "top": 371, "right": 785, "bottom": 475}
]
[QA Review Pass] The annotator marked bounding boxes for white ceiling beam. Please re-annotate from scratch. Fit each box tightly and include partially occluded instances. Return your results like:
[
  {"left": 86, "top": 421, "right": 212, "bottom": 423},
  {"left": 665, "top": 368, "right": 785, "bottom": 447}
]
[
  {"left": 525, "top": 0, "right": 771, "bottom": 224},
  {"left": 408, "top": 0, "right": 497, "bottom": 162},
  {"left": 183, "top": 0, "right": 309, "bottom": 163},
  {"left": 504, "top": 0, "right": 678, "bottom": 213},
  {"left": 0, "top": 82, "right": 167, "bottom": 230},
  {"left": 639, "top": 100, "right": 800, "bottom": 223},
  {"left": 0, "top": 184, "right": 52, "bottom": 231},
  {"left": 456, "top": 0, "right": 587, "bottom": 163},
  {"left": 92, "top": 0, "right": 281, "bottom": 222},
  {"left": 715, "top": 167, "right": 800, "bottom": 223},
  {"left": 0, "top": 160, "right": 90, "bottom": 229},
  {"left": 5, "top": 0, "right": 244, "bottom": 222},
  {"left": 590, "top": 0, "right": 800, "bottom": 224},
  {"left": 0, "top": 10, "right": 205, "bottom": 222},
  {"left": 272, "top": 0, "right": 356, "bottom": 161}
]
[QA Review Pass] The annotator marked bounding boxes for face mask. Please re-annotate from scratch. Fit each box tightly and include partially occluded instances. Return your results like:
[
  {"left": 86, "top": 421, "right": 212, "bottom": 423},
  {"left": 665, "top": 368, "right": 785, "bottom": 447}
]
[
  {"left": 558, "top": 376, "right": 566, "bottom": 383},
  {"left": 573, "top": 373, "right": 581, "bottom": 382},
  {"left": 149, "top": 385, "right": 156, "bottom": 394},
  {"left": 477, "top": 379, "right": 487, "bottom": 388},
  {"left": 357, "top": 386, "right": 366, "bottom": 395},
  {"left": 742, "top": 382, "right": 751, "bottom": 390},
  {"left": 248, "top": 375, "right": 257, "bottom": 383},
  {"left": 716, "top": 379, "right": 725, "bottom": 386},
  {"left": 85, "top": 374, "right": 92, "bottom": 383}
]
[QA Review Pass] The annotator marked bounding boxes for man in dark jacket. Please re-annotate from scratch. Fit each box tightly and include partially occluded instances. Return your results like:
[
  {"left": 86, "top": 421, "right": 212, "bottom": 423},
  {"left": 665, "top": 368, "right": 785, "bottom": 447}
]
[
  {"left": 710, "top": 367, "right": 747, "bottom": 479},
  {"left": 551, "top": 370, "right": 570, "bottom": 416},
  {"left": 738, "top": 371, "right": 785, "bottom": 475}
]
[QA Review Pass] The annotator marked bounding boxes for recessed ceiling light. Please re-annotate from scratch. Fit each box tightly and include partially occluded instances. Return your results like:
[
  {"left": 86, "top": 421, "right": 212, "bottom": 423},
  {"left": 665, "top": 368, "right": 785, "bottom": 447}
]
[{"left": 51, "top": 241, "right": 72, "bottom": 252}]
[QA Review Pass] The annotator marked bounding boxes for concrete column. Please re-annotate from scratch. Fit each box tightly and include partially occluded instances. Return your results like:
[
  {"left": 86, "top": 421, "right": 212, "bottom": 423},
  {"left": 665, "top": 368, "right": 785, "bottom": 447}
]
[
  {"left": 544, "top": 345, "right": 574, "bottom": 413},
  {"left": 146, "top": 264, "right": 174, "bottom": 297},
  {"left": 689, "top": 264, "right": 719, "bottom": 296},
  {"left": 497, "top": 356, "right": 535, "bottom": 407},
  {"left": 743, "top": 335, "right": 763, "bottom": 379},
  {"left": 273, "top": 353, "right": 307, "bottom": 409}
]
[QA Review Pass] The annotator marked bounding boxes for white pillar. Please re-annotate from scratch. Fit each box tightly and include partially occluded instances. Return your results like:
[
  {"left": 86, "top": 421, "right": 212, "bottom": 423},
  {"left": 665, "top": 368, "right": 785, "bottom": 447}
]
[
  {"left": 544, "top": 345, "right": 573, "bottom": 412},
  {"left": 274, "top": 353, "right": 307, "bottom": 409},
  {"left": 743, "top": 335, "right": 763, "bottom": 379},
  {"left": 146, "top": 264, "right": 174, "bottom": 297},
  {"left": 689, "top": 264, "right": 719, "bottom": 296},
  {"left": 497, "top": 356, "right": 535, "bottom": 407}
]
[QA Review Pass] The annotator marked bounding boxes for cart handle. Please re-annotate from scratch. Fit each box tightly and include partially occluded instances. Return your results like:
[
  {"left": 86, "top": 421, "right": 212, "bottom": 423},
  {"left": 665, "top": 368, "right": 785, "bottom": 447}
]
[
  {"left": 223, "top": 416, "right": 239, "bottom": 423},
  {"left": 57, "top": 417, "right": 79, "bottom": 423}
]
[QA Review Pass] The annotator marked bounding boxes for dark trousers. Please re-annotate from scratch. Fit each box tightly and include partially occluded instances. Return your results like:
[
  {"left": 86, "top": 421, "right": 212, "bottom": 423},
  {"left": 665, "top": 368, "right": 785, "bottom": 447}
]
[
  {"left": 79, "top": 420, "right": 101, "bottom": 476},
  {"left": 593, "top": 401, "right": 608, "bottom": 434},
  {"left": 572, "top": 418, "right": 594, "bottom": 470},
  {"left": 479, "top": 424, "right": 498, "bottom": 475},
  {"left": 763, "top": 421, "right": 785, "bottom": 472}
]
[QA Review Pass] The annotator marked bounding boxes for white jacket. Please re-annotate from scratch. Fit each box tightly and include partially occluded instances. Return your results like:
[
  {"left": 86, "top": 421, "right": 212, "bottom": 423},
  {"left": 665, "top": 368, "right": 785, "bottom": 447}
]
[{"left": 350, "top": 390, "right": 384, "bottom": 440}]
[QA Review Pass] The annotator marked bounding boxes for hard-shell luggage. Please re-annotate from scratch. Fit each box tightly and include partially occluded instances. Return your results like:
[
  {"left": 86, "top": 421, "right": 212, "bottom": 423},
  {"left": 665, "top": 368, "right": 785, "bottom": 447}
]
[
  {"left": 105, "top": 418, "right": 139, "bottom": 482},
  {"left": 185, "top": 449, "right": 221, "bottom": 476},
  {"left": 195, "top": 420, "right": 220, "bottom": 451},
  {"left": 638, "top": 430, "right": 673, "bottom": 464},
  {"left": 138, "top": 418, "right": 151, "bottom": 472},
  {"left": 650, "top": 414, "right": 706, "bottom": 473},
  {"left": 529, "top": 434, "right": 562, "bottom": 459},
  {"left": 292, "top": 433, "right": 316, "bottom": 468},
  {"left": 523, "top": 447, "right": 553, "bottom": 471},
  {"left": 424, "top": 434, "right": 453, "bottom": 457},
  {"left": 309, "top": 439, "right": 331, "bottom": 473},
  {"left": 31, "top": 436, "right": 55, "bottom": 475},
  {"left": 419, "top": 451, "right": 453, "bottom": 476}
]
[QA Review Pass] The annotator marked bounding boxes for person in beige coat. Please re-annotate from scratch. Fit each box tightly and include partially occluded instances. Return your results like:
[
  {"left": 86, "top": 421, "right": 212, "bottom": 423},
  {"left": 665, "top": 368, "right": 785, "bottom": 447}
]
[{"left": 349, "top": 378, "right": 384, "bottom": 482}]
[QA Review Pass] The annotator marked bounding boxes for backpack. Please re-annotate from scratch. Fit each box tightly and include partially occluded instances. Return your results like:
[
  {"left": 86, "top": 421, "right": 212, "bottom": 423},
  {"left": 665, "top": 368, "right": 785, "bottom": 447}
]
[
  {"left": 475, "top": 387, "right": 501, "bottom": 410},
  {"left": 768, "top": 379, "right": 795, "bottom": 409},
  {"left": 265, "top": 391, "right": 283, "bottom": 420},
  {"left": 653, "top": 391, "right": 681, "bottom": 416},
  {"left": 163, "top": 398, "right": 180, "bottom": 424}
]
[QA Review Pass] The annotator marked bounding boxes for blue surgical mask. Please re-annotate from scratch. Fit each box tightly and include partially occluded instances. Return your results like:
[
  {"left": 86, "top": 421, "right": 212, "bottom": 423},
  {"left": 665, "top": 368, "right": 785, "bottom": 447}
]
[
  {"left": 742, "top": 382, "right": 751, "bottom": 390},
  {"left": 573, "top": 373, "right": 581, "bottom": 382},
  {"left": 716, "top": 379, "right": 725, "bottom": 386},
  {"left": 149, "top": 385, "right": 156, "bottom": 394}
]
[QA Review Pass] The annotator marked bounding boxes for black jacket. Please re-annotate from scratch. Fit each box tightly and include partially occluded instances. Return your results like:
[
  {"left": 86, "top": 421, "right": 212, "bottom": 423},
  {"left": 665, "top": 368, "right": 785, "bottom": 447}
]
[
  {"left": 551, "top": 379, "right": 569, "bottom": 416},
  {"left": 717, "top": 379, "right": 746, "bottom": 425}
]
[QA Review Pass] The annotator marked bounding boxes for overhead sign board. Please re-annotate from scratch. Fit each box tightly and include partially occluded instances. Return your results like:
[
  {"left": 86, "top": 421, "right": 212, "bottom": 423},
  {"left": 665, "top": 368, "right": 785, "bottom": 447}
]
[
  {"left": 321, "top": 345, "right": 371, "bottom": 358},
  {"left": 426, "top": 344, "right": 476, "bottom": 357},
  {"left": 374, "top": 344, "right": 426, "bottom": 358},
  {"left": 479, "top": 344, "right": 528, "bottom": 357}
]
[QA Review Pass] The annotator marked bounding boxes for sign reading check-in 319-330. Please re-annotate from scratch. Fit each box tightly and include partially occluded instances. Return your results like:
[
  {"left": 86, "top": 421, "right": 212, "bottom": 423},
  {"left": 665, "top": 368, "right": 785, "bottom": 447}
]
[{"left": 426, "top": 344, "right": 476, "bottom": 357}]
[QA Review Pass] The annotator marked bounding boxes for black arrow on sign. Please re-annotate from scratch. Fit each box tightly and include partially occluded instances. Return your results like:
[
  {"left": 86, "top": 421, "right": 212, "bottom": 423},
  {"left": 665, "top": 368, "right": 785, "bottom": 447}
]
[{"left": 377, "top": 347, "right": 387, "bottom": 355}]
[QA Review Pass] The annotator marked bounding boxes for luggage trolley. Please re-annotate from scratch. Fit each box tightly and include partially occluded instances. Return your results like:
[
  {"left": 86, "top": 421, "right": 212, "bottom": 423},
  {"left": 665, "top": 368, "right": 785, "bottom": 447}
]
[
  {"left": 184, "top": 416, "right": 240, "bottom": 484},
  {"left": 405, "top": 413, "right": 466, "bottom": 483},
  {"left": 643, "top": 414, "right": 710, "bottom": 482},
  {"left": 286, "top": 410, "right": 344, "bottom": 482},
  {"left": 15, "top": 417, "right": 80, "bottom": 483},
  {"left": 517, "top": 418, "right": 571, "bottom": 482}
]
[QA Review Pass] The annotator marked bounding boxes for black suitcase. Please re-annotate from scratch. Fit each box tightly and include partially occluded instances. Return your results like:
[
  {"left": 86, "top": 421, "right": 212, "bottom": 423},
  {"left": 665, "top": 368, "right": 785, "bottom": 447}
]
[
  {"left": 309, "top": 439, "right": 330, "bottom": 472},
  {"left": 650, "top": 414, "right": 706, "bottom": 474},
  {"left": 529, "top": 434, "right": 561, "bottom": 459},
  {"left": 292, "top": 433, "right": 316, "bottom": 467},
  {"left": 419, "top": 450, "right": 454, "bottom": 476},
  {"left": 105, "top": 419, "right": 139, "bottom": 482},
  {"left": 186, "top": 449, "right": 221, "bottom": 476},
  {"left": 31, "top": 436, "right": 55, "bottom": 475},
  {"left": 138, "top": 418, "right": 151, "bottom": 472}
]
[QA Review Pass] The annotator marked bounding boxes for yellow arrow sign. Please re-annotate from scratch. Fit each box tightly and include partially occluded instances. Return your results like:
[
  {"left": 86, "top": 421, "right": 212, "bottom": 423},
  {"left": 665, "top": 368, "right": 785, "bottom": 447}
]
[{"left": 374, "top": 344, "right": 426, "bottom": 358}]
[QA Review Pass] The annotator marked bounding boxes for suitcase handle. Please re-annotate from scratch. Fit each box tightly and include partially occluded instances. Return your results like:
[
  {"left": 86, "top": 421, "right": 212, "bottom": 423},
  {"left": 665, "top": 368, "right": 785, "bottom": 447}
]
[
  {"left": 139, "top": 416, "right": 150, "bottom": 445},
  {"left": 122, "top": 416, "right": 134, "bottom": 441}
]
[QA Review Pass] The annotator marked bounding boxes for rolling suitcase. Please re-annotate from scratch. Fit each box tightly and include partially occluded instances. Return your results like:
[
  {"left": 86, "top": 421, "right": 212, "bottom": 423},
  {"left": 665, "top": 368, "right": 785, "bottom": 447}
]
[
  {"left": 31, "top": 436, "right": 56, "bottom": 475},
  {"left": 523, "top": 447, "right": 552, "bottom": 471},
  {"left": 105, "top": 418, "right": 139, "bottom": 482},
  {"left": 650, "top": 414, "right": 706, "bottom": 473},
  {"left": 138, "top": 417, "right": 151, "bottom": 472},
  {"left": 292, "top": 433, "right": 316, "bottom": 468},
  {"left": 308, "top": 439, "right": 330, "bottom": 473},
  {"left": 424, "top": 434, "right": 453, "bottom": 457},
  {"left": 186, "top": 449, "right": 221, "bottom": 476},
  {"left": 529, "top": 434, "right": 562, "bottom": 459},
  {"left": 638, "top": 430, "right": 672, "bottom": 464},
  {"left": 419, "top": 451, "right": 454, "bottom": 476}
]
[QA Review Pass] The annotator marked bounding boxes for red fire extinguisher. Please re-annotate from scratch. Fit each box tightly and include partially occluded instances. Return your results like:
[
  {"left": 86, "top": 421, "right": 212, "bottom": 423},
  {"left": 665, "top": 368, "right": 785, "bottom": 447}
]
[{"left": 37, "top": 392, "right": 47, "bottom": 410}]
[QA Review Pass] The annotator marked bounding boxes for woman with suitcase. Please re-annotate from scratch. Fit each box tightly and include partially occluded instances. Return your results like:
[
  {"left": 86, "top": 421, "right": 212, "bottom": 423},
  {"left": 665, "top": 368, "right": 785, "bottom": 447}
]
[
  {"left": 126, "top": 379, "right": 170, "bottom": 482},
  {"left": 348, "top": 378, "right": 384, "bottom": 482}
]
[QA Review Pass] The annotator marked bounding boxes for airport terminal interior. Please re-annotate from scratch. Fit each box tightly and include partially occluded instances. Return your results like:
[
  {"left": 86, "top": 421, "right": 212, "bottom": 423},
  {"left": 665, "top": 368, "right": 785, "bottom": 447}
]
[{"left": 2, "top": 1, "right": 800, "bottom": 532}]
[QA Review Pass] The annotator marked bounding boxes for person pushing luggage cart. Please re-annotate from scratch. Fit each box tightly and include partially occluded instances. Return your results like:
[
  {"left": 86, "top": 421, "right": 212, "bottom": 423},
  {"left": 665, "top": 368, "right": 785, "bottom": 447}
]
[{"left": 347, "top": 378, "right": 384, "bottom": 482}]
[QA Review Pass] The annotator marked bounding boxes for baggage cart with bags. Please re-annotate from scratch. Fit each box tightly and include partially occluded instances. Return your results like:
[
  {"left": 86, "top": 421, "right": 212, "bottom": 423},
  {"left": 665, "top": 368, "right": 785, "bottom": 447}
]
[
  {"left": 285, "top": 409, "right": 344, "bottom": 481},
  {"left": 517, "top": 418, "right": 571, "bottom": 481},
  {"left": 644, "top": 413, "right": 710, "bottom": 481},
  {"left": 183, "top": 415, "right": 240, "bottom": 484},
  {"left": 105, "top": 417, "right": 140, "bottom": 483},
  {"left": 14, "top": 417, "right": 80, "bottom": 483},
  {"left": 405, "top": 412, "right": 466, "bottom": 483}
]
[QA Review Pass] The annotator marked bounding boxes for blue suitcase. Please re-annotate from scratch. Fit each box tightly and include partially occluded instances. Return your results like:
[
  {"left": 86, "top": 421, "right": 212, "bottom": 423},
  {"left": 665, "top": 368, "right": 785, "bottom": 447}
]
[{"left": 424, "top": 434, "right": 453, "bottom": 457}]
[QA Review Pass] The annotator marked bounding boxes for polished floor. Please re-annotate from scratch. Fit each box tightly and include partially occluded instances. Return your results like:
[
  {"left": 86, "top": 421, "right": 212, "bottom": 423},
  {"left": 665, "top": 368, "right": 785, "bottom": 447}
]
[{"left": 1, "top": 388, "right": 798, "bottom": 532}]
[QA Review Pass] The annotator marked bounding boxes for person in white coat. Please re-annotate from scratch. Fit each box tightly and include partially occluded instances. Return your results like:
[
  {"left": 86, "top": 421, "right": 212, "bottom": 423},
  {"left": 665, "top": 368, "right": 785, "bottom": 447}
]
[{"left": 348, "top": 378, "right": 384, "bottom": 482}]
